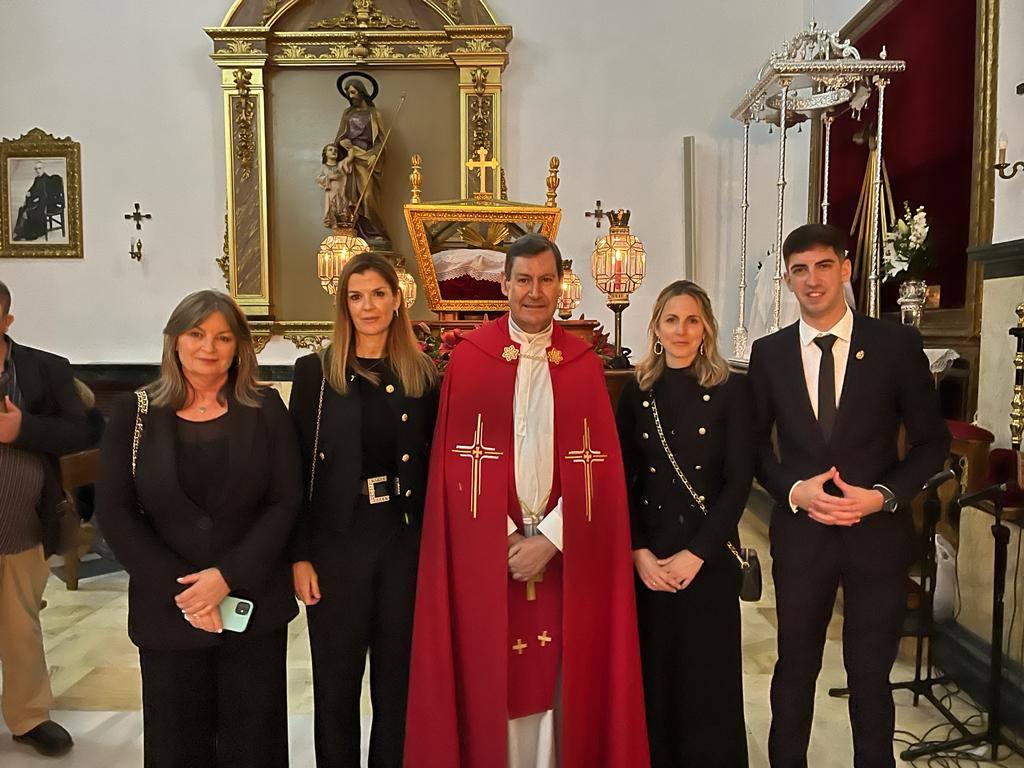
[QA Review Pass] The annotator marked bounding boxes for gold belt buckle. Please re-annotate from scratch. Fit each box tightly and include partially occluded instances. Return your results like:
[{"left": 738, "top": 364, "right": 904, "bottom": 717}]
[{"left": 366, "top": 475, "right": 390, "bottom": 504}]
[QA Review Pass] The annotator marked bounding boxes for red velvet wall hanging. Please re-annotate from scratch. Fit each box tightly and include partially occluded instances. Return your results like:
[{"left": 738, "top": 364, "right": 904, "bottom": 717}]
[{"left": 825, "top": 0, "right": 976, "bottom": 311}]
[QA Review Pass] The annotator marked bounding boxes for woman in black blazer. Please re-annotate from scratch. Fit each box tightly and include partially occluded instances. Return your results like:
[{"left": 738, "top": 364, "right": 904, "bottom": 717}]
[
  {"left": 616, "top": 280, "right": 751, "bottom": 768},
  {"left": 97, "top": 290, "right": 302, "bottom": 768},
  {"left": 289, "top": 252, "right": 439, "bottom": 768}
]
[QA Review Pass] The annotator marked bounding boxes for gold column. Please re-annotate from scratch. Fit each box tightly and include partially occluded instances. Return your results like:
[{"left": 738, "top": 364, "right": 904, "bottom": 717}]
[
  {"left": 451, "top": 46, "right": 507, "bottom": 199},
  {"left": 214, "top": 44, "right": 272, "bottom": 318}
]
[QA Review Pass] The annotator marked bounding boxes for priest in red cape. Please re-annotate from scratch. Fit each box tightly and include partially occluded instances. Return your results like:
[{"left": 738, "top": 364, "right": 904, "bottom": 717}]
[{"left": 404, "top": 234, "right": 649, "bottom": 768}]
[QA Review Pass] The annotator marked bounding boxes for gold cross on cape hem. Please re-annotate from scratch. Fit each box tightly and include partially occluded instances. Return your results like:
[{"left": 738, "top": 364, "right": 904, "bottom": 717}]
[
  {"left": 563, "top": 418, "right": 607, "bottom": 522},
  {"left": 451, "top": 413, "right": 503, "bottom": 519}
]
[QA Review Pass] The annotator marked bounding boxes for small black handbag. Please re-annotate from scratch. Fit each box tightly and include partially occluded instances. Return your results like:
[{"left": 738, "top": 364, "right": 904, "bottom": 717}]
[{"left": 649, "top": 394, "right": 763, "bottom": 602}]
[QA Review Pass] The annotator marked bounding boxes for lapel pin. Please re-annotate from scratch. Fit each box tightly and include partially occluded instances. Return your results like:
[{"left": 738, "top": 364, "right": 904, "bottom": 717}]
[{"left": 855, "top": 349, "right": 865, "bottom": 360}]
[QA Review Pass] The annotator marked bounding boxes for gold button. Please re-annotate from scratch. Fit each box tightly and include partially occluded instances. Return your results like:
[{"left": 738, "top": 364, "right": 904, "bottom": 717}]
[
  {"left": 642, "top": 400, "right": 649, "bottom": 408},
  {"left": 318, "top": 452, "right": 325, "bottom": 460},
  {"left": 642, "top": 432, "right": 649, "bottom": 440},
  {"left": 695, "top": 465, "right": 702, "bottom": 470},
  {"left": 703, "top": 394, "right": 711, "bottom": 402},
  {"left": 649, "top": 467, "right": 656, "bottom": 473},
  {"left": 405, "top": 489, "right": 413, "bottom": 497},
  {"left": 402, "top": 453, "right": 410, "bottom": 463},
  {"left": 698, "top": 427, "right": 706, "bottom": 435},
  {"left": 385, "top": 384, "right": 395, "bottom": 394},
  {"left": 699, "top": 495, "right": 706, "bottom": 502},
  {"left": 401, "top": 413, "right": 409, "bottom": 422}
]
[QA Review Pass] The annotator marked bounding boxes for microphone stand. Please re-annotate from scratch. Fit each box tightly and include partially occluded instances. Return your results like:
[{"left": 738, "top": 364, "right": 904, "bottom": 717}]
[{"left": 902, "top": 482, "right": 1024, "bottom": 761}]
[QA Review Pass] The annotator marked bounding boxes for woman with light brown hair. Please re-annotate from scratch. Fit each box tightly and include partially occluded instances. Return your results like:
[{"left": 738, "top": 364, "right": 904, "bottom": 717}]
[
  {"left": 289, "top": 251, "right": 438, "bottom": 767},
  {"left": 615, "top": 280, "right": 751, "bottom": 766},
  {"left": 97, "top": 290, "right": 302, "bottom": 768}
]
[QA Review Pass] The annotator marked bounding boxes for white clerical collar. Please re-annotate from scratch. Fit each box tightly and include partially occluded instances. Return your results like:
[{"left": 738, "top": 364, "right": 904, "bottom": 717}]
[
  {"left": 799, "top": 304, "right": 853, "bottom": 347},
  {"left": 508, "top": 315, "right": 553, "bottom": 347}
]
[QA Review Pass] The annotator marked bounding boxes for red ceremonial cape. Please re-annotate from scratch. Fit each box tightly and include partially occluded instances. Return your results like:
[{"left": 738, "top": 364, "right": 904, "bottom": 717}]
[{"left": 404, "top": 315, "right": 649, "bottom": 768}]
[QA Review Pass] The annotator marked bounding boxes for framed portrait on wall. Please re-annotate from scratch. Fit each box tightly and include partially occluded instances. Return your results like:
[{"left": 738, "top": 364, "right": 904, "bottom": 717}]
[{"left": 0, "top": 128, "right": 83, "bottom": 259}]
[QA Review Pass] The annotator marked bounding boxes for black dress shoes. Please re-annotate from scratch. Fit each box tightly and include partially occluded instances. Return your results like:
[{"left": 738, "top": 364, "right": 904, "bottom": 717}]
[{"left": 13, "top": 720, "right": 74, "bottom": 757}]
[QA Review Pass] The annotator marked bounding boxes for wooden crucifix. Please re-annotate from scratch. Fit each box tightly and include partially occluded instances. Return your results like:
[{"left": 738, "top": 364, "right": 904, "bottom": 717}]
[
  {"left": 466, "top": 147, "right": 499, "bottom": 200},
  {"left": 124, "top": 203, "right": 152, "bottom": 230},
  {"left": 585, "top": 200, "right": 606, "bottom": 228}
]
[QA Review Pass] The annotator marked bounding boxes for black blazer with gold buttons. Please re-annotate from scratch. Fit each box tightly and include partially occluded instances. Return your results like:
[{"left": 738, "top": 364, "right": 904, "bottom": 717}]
[
  {"left": 615, "top": 369, "right": 753, "bottom": 564},
  {"left": 96, "top": 387, "right": 303, "bottom": 650},
  {"left": 288, "top": 351, "right": 439, "bottom": 562}
]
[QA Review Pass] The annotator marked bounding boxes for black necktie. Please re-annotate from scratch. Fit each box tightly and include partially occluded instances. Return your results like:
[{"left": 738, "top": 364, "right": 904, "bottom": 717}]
[{"left": 813, "top": 334, "right": 838, "bottom": 442}]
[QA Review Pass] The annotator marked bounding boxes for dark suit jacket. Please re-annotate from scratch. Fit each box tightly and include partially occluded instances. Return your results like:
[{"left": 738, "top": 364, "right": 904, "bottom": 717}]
[
  {"left": 7, "top": 341, "right": 92, "bottom": 554},
  {"left": 748, "top": 314, "right": 950, "bottom": 569},
  {"left": 288, "top": 352, "right": 439, "bottom": 563},
  {"left": 96, "top": 387, "right": 302, "bottom": 650}
]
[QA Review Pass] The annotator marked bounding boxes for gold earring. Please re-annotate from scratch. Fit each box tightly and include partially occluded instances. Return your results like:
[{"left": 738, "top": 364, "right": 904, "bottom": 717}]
[
  {"left": 653, "top": 339, "right": 664, "bottom": 355},
  {"left": 699, "top": 341, "right": 706, "bottom": 356}
]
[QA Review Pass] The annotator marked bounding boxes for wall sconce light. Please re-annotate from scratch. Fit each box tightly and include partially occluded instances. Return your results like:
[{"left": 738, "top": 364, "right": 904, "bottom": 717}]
[
  {"left": 129, "top": 237, "right": 143, "bottom": 261},
  {"left": 995, "top": 133, "right": 1024, "bottom": 180}
]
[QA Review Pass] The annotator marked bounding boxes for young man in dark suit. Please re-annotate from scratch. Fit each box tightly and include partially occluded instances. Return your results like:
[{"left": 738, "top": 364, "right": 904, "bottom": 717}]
[
  {"left": 0, "top": 280, "right": 91, "bottom": 757},
  {"left": 748, "top": 225, "right": 950, "bottom": 768}
]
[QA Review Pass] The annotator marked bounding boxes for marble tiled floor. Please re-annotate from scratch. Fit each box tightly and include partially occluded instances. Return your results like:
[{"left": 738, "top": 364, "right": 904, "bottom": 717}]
[{"left": 2, "top": 514, "right": 1023, "bottom": 767}]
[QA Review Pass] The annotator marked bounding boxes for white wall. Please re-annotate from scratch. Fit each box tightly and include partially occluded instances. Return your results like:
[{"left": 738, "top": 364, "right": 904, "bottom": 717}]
[
  {"left": 993, "top": 0, "right": 1024, "bottom": 244},
  {"left": 0, "top": 0, "right": 882, "bottom": 365},
  {"left": 0, "top": 1, "right": 226, "bottom": 363},
  {"left": 976, "top": 0, "right": 1023, "bottom": 445}
]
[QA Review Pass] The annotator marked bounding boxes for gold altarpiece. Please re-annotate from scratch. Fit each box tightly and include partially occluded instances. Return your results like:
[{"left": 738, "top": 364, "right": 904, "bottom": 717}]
[{"left": 206, "top": 0, "right": 513, "bottom": 351}]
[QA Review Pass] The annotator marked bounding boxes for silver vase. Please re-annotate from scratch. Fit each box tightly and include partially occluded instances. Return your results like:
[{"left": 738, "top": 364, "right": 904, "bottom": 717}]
[{"left": 897, "top": 279, "right": 927, "bottom": 326}]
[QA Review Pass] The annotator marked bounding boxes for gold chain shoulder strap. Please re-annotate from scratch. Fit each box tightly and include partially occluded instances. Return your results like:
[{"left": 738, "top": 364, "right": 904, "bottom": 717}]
[
  {"left": 308, "top": 376, "right": 326, "bottom": 503},
  {"left": 648, "top": 393, "right": 748, "bottom": 570},
  {"left": 131, "top": 390, "right": 149, "bottom": 479}
]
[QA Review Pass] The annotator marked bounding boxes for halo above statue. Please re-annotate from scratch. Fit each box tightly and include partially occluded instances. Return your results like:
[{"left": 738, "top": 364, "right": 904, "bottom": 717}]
[{"left": 337, "top": 71, "right": 379, "bottom": 104}]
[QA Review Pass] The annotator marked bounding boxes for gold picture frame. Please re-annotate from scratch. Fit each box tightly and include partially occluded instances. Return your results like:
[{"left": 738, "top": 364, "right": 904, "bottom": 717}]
[
  {"left": 405, "top": 199, "right": 562, "bottom": 313},
  {"left": 0, "top": 128, "right": 83, "bottom": 259}
]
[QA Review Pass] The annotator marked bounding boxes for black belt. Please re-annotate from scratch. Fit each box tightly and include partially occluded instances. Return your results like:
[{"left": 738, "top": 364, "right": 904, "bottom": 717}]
[{"left": 360, "top": 475, "right": 400, "bottom": 504}]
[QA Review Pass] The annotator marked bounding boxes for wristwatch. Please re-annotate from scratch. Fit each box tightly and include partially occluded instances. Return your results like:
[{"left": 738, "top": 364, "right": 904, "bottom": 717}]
[{"left": 873, "top": 484, "right": 898, "bottom": 514}]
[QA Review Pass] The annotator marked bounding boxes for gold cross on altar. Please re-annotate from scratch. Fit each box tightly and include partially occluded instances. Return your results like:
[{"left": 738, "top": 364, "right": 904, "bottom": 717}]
[
  {"left": 512, "top": 638, "right": 528, "bottom": 656},
  {"left": 537, "top": 630, "right": 552, "bottom": 647},
  {"left": 563, "top": 418, "right": 607, "bottom": 522},
  {"left": 451, "top": 413, "right": 503, "bottom": 519},
  {"left": 466, "top": 147, "right": 499, "bottom": 200}
]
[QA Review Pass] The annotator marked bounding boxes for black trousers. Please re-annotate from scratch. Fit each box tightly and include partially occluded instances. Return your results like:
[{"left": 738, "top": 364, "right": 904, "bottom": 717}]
[
  {"left": 306, "top": 498, "right": 420, "bottom": 768},
  {"left": 769, "top": 530, "right": 908, "bottom": 768},
  {"left": 138, "top": 627, "right": 289, "bottom": 768},
  {"left": 636, "top": 558, "right": 748, "bottom": 768}
]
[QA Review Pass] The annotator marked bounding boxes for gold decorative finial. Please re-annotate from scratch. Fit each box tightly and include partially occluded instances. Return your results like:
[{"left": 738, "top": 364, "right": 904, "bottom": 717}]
[
  {"left": 410, "top": 153, "right": 423, "bottom": 204},
  {"left": 500, "top": 167, "right": 508, "bottom": 200},
  {"left": 1016, "top": 301, "right": 1024, "bottom": 326},
  {"left": 546, "top": 156, "right": 560, "bottom": 207}
]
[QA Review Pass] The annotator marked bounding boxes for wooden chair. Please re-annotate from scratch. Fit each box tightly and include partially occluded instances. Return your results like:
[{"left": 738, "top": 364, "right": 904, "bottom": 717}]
[{"left": 58, "top": 448, "right": 100, "bottom": 590}]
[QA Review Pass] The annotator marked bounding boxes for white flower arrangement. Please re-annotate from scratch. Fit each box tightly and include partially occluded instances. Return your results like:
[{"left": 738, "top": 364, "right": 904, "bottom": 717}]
[{"left": 882, "top": 202, "right": 930, "bottom": 281}]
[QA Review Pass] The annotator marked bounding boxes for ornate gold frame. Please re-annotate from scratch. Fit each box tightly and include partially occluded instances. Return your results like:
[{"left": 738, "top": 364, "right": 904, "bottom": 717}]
[
  {"left": 405, "top": 200, "right": 562, "bottom": 313},
  {"left": 0, "top": 128, "right": 83, "bottom": 260},
  {"left": 206, "top": 1, "right": 513, "bottom": 348}
]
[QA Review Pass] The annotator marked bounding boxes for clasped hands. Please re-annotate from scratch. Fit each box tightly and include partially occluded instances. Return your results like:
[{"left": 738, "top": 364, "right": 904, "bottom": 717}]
[
  {"left": 0, "top": 397, "right": 23, "bottom": 443},
  {"left": 507, "top": 532, "right": 557, "bottom": 582},
  {"left": 792, "top": 467, "right": 884, "bottom": 526},
  {"left": 633, "top": 548, "right": 703, "bottom": 592},
  {"left": 175, "top": 567, "right": 230, "bottom": 634}
]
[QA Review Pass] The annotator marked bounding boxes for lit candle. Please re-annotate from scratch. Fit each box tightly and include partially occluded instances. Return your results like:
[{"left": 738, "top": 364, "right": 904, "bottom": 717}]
[{"left": 998, "top": 133, "right": 1008, "bottom": 166}]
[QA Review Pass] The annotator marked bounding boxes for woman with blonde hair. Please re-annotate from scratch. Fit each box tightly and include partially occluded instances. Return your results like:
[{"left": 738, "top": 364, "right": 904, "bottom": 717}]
[
  {"left": 97, "top": 290, "right": 302, "bottom": 767},
  {"left": 289, "top": 251, "right": 438, "bottom": 767},
  {"left": 615, "top": 280, "right": 751, "bottom": 766}
]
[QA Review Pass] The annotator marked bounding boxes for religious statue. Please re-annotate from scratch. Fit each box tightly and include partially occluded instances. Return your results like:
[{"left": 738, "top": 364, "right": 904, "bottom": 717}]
[
  {"left": 315, "top": 143, "right": 345, "bottom": 228},
  {"left": 330, "top": 72, "right": 389, "bottom": 244}
]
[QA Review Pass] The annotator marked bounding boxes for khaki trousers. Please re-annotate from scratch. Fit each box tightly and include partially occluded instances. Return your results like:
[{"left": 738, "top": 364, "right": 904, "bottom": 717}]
[{"left": 0, "top": 545, "right": 53, "bottom": 735}]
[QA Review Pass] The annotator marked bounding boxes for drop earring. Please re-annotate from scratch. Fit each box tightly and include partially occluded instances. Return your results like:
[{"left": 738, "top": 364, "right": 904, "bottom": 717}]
[
  {"left": 653, "top": 338, "right": 664, "bottom": 355},
  {"left": 699, "top": 340, "right": 706, "bottom": 356}
]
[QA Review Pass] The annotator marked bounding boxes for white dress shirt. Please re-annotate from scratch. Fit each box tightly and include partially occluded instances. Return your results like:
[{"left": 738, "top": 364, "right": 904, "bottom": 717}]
[
  {"left": 505, "top": 317, "right": 563, "bottom": 550},
  {"left": 788, "top": 306, "right": 853, "bottom": 512}
]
